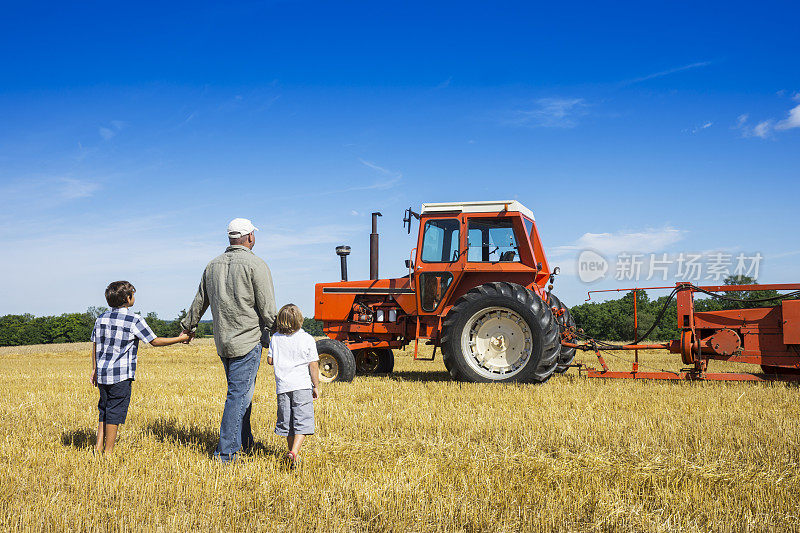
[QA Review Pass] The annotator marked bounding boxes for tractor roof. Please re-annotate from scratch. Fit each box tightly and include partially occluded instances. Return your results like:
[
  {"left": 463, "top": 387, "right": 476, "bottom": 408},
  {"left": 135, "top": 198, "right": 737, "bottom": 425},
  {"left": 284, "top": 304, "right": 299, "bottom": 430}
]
[{"left": 420, "top": 200, "right": 534, "bottom": 220}]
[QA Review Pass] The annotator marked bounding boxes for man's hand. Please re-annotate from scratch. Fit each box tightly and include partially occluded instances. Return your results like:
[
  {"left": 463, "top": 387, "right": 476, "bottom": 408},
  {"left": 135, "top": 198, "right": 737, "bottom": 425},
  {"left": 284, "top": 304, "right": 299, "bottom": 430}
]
[
  {"left": 181, "top": 329, "right": 195, "bottom": 344},
  {"left": 90, "top": 369, "right": 97, "bottom": 387},
  {"left": 312, "top": 386, "right": 320, "bottom": 399}
]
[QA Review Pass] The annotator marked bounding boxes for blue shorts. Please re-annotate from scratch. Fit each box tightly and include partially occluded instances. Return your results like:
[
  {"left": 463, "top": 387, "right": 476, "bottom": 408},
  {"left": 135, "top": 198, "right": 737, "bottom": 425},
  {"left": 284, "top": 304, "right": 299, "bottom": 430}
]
[
  {"left": 98, "top": 379, "right": 133, "bottom": 424},
  {"left": 275, "top": 389, "right": 315, "bottom": 436}
]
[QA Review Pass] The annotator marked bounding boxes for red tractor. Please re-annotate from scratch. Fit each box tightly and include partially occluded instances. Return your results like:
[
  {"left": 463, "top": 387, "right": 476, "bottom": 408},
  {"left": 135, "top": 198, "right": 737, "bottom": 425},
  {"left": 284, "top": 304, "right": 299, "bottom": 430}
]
[{"left": 313, "top": 201, "right": 575, "bottom": 383}]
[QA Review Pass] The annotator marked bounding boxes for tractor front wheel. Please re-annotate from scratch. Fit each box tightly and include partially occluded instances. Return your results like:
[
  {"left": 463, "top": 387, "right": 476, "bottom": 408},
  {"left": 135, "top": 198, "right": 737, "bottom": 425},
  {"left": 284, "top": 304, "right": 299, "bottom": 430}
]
[
  {"left": 315, "top": 338, "right": 356, "bottom": 383},
  {"left": 441, "top": 282, "right": 561, "bottom": 383}
]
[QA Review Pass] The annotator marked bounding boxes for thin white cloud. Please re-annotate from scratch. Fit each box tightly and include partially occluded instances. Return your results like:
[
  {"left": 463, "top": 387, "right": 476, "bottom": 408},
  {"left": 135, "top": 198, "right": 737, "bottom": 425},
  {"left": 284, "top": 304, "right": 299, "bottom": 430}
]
[
  {"left": 59, "top": 178, "right": 100, "bottom": 200},
  {"left": 690, "top": 121, "right": 713, "bottom": 134},
  {"left": 736, "top": 114, "right": 748, "bottom": 127},
  {"left": 435, "top": 76, "right": 452, "bottom": 89},
  {"left": 0, "top": 177, "right": 100, "bottom": 216},
  {"left": 349, "top": 159, "right": 403, "bottom": 191},
  {"left": 273, "top": 159, "right": 404, "bottom": 201},
  {"left": 624, "top": 61, "right": 711, "bottom": 84},
  {"left": 768, "top": 249, "right": 800, "bottom": 260},
  {"left": 506, "top": 98, "right": 587, "bottom": 128},
  {"left": 343, "top": 176, "right": 402, "bottom": 192},
  {"left": 752, "top": 120, "right": 773, "bottom": 138},
  {"left": 775, "top": 104, "right": 800, "bottom": 131},
  {"left": 259, "top": 224, "right": 361, "bottom": 255},
  {"left": 552, "top": 227, "right": 685, "bottom": 257},
  {"left": 358, "top": 158, "right": 393, "bottom": 175},
  {"left": 98, "top": 120, "right": 125, "bottom": 140}
]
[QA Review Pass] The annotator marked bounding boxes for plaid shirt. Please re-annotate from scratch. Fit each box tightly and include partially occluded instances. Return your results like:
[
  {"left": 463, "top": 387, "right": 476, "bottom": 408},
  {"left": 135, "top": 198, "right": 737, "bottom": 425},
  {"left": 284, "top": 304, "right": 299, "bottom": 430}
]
[{"left": 91, "top": 308, "right": 156, "bottom": 385}]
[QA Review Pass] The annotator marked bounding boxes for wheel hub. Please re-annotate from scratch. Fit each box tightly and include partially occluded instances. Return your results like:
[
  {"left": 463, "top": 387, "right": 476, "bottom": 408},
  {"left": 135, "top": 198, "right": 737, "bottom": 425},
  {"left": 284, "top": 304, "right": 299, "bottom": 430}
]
[
  {"left": 461, "top": 307, "right": 532, "bottom": 377},
  {"left": 489, "top": 334, "right": 507, "bottom": 351},
  {"left": 318, "top": 353, "right": 339, "bottom": 383},
  {"left": 356, "top": 350, "right": 381, "bottom": 374}
]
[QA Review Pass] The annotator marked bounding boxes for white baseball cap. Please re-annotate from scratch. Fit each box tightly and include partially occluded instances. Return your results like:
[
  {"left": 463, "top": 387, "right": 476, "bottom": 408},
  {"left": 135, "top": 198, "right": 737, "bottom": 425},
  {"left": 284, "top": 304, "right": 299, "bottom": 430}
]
[{"left": 227, "top": 218, "right": 259, "bottom": 238}]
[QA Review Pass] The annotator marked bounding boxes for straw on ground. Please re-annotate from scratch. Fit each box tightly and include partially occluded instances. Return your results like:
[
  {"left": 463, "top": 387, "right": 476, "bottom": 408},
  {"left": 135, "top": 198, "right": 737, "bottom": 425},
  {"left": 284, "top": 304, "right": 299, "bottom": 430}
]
[{"left": 0, "top": 339, "right": 798, "bottom": 531}]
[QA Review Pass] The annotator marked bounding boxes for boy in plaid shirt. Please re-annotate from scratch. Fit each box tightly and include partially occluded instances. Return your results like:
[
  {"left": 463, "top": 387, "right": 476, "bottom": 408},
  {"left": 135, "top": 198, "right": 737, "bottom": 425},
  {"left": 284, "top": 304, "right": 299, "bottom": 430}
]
[{"left": 91, "top": 281, "right": 190, "bottom": 454}]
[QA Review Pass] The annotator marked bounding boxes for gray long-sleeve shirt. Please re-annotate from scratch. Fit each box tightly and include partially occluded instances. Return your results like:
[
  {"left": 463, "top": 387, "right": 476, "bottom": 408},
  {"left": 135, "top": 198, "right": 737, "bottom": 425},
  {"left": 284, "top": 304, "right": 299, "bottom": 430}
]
[{"left": 181, "top": 245, "right": 277, "bottom": 358}]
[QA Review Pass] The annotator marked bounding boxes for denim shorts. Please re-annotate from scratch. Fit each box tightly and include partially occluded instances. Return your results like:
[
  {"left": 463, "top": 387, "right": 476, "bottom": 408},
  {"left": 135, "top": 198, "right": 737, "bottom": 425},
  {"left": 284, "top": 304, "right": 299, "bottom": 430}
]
[
  {"left": 98, "top": 379, "right": 133, "bottom": 424},
  {"left": 275, "top": 389, "right": 314, "bottom": 436}
]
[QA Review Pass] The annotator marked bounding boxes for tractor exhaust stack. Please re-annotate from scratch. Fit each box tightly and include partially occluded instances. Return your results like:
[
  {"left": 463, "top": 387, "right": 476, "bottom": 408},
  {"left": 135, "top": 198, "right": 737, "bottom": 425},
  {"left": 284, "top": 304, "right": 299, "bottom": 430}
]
[
  {"left": 335, "top": 245, "right": 351, "bottom": 281},
  {"left": 370, "top": 212, "right": 382, "bottom": 280}
]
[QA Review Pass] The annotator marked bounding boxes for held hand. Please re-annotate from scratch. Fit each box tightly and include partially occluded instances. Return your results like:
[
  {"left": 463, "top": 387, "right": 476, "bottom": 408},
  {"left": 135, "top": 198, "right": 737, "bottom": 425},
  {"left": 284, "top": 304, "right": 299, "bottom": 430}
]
[
  {"left": 312, "top": 386, "right": 320, "bottom": 399},
  {"left": 181, "top": 329, "right": 195, "bottom": 344}
]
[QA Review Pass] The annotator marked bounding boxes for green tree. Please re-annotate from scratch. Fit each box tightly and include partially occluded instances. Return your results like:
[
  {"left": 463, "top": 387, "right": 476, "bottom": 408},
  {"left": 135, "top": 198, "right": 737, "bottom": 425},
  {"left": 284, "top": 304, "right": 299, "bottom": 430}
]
[{"left": 302, "top": 317, "right": 324, "bottom": 336}]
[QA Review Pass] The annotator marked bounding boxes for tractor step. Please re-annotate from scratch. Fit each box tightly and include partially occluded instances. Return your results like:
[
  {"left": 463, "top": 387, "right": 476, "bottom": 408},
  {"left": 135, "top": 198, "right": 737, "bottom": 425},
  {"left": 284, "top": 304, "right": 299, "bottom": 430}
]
[{"left": 413, "top": 337, "right": 436, "bottom": 360}]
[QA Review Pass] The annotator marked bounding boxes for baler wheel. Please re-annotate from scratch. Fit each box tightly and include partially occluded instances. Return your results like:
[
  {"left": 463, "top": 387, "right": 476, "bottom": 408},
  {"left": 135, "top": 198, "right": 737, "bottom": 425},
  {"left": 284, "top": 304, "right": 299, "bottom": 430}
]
[
  {"left": 761, "top": 365, "right": 800, "bottom": 376},
  {"left": 548, "top": 293, "right": 577, "bottom": 373},
  {"left": 440, "top": 282, "right": 561, "bottom": 383},
  {"left": 355, "top": 348, "right": 394, "bottom": 375},
  {"left": 355, "top": 349, "right": 380, "bottom": 374},
  {"left": 377, "top": 349, "right": 394, "bottom": 373},
  {"left": 315, "top": 338, "right": 356, "bottom": 383}
]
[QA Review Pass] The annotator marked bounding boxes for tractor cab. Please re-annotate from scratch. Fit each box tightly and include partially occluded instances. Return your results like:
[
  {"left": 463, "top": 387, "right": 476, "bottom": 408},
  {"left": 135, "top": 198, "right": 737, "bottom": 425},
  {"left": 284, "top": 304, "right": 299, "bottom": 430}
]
[{"left": 408, "top": 201, "right": 552, "bottom": 316}]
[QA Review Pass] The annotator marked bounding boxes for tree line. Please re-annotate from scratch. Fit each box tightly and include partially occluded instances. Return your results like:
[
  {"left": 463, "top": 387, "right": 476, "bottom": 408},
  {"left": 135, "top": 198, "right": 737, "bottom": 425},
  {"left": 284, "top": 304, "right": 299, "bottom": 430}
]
[
  {"left": 1, "top": 275, "right": 778, "bottom": 346},
  {"left": 0, "top": 306, "right": 323, "bottom": 347},
  {"left": 570, "top": 276, "right": 781, "bottom": 341}
]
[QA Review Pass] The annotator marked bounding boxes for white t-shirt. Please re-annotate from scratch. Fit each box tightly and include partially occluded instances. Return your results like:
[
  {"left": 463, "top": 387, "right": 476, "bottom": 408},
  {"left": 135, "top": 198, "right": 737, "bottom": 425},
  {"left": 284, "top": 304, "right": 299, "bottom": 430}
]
[{"left": 269, "top": 330, "right": 319, "bottom": 394}]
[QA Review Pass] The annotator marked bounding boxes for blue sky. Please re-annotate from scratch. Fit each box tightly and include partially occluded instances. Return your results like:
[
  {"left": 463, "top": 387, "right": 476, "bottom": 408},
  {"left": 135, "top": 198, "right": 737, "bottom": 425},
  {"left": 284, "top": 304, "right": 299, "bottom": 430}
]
[{"left": 1, "top": 1, "right": 799, "bottom": 318}]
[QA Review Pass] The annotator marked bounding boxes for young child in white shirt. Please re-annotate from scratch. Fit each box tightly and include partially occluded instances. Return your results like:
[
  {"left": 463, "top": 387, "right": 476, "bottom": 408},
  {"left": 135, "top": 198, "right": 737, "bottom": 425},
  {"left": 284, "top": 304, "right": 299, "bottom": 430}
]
[{"left": 267, "top": 304, "right": 320, "bottom": 466}]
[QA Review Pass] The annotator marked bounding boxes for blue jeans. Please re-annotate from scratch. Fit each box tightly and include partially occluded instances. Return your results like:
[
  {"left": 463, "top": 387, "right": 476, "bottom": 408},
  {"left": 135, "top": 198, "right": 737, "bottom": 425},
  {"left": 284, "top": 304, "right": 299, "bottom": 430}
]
[{"left": 214, "top": 343, "right": 261, "bottom": 462}]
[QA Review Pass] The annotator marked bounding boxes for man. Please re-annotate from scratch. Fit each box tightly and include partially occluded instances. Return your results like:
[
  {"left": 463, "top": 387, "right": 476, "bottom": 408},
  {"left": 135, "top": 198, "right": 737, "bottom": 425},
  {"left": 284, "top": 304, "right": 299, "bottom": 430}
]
[{"left": 181, "top": 217, "right": 277, "bottom": 462}]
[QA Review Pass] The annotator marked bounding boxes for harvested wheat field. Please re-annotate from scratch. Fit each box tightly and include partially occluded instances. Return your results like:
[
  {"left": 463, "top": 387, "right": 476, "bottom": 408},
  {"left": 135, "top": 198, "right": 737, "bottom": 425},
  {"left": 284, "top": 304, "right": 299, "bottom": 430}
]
[{"left": 1, "top": 339, "right": 799, "bottom": 532}]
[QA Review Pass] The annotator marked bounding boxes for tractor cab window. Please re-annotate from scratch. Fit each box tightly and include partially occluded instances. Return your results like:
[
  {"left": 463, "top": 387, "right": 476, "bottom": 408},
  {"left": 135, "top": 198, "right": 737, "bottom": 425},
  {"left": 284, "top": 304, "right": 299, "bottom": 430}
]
[
  {"left": 468, "top": 219, "right": 520, "bottom": 262},
  {"left": 523, "top": 217, "right": 535, "bottom": 253},
  {"left": 421, "top": 219, "right": 461, "bottom": 263}
]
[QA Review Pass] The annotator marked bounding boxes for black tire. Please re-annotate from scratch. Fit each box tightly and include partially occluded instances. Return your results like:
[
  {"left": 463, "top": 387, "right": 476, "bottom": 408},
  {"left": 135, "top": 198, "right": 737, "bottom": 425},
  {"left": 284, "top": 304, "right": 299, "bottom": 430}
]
[
  {"left": 377, "top": 349, "right": 394, "bottom": 374},
  {"left": 315, "top": 338, "right": 356, "bottom": 383},
  {"left": 354, "top": 348, "right": 394, "bottom": 375},
  {"left": 441, "top": 282, "right": 561, "bottom": 383},
  {"left": 761, "top": 365, "right": 800, "bottom": 376},
  {"left": 548, "top": 292, "right": 577, "bottom": 373}
]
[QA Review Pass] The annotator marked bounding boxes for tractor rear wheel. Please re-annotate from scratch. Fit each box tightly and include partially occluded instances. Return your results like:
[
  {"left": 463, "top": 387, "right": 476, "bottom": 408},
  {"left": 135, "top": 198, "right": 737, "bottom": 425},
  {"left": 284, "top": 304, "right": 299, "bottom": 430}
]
[
  {"left": 315, "top": 338, "right": 356, "bottom": 383},
  {"left": 355, "top": 348, "right": 394, "bottom": 375},
  {"left": 548, "top": 293, "right": 577, "bottom": 373},
  {"left": 441, "top": 282, "right": 561, "bottom": 383}
]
